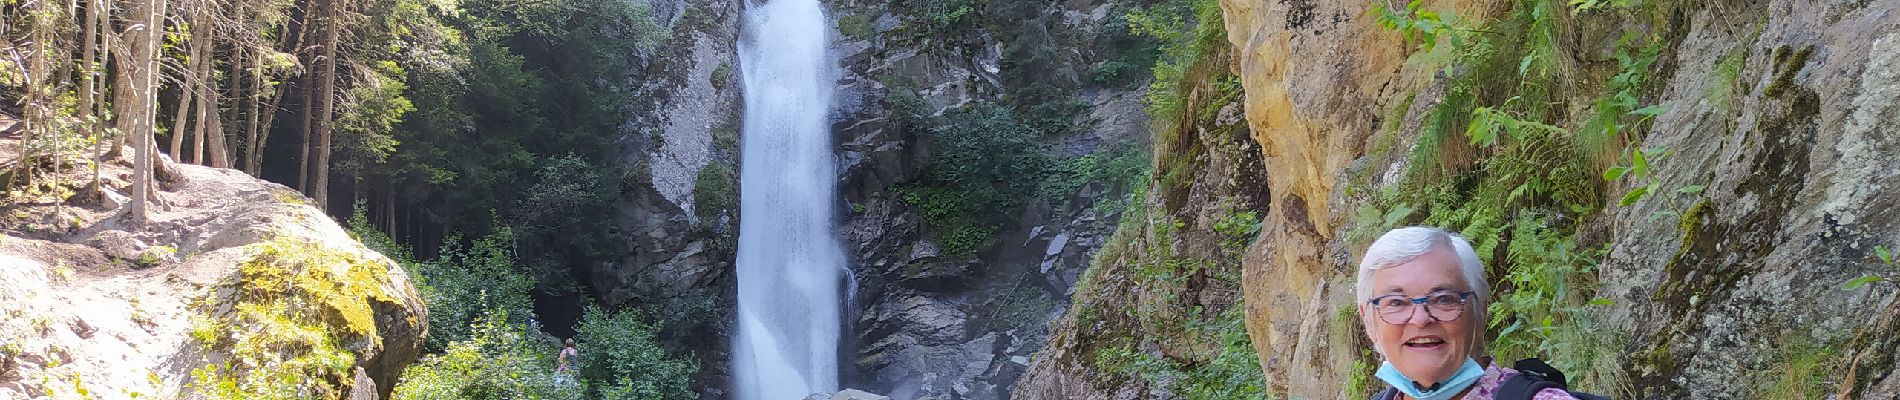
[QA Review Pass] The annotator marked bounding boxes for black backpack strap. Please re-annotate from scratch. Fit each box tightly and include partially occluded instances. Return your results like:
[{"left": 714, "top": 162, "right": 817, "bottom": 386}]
[
  {"left": 1371, "top": 387, "right": 1399, "bottom": 400},
  {"left": 1512, "top": 358, "right": 1569, "bottom": 388},
  {"left": 1500, "top": 358, "right": 1622, "bottom": 400}
]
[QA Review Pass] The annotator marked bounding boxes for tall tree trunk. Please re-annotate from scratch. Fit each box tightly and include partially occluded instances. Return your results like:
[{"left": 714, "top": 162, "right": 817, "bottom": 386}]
[
  {"left": 213, "top": 41, "right": 239, "bottom": 168},
  {"left": 206, "top": 40, "right": 232, "bottom": 169},
  {"left": 122, "top": 0, "right": 164, "bottom": 226},
  {"left": 168, "top": 55, "right": 193, "bottom": 163},
  {"left": 99, "top": 0, "right": 122, "bottom": 160},
  {"left": 189, "top": 20, "right": 211, "bottom": 166},
  {"left": 310, "top": 0, "right": 341, "bottom": 212},
  {"left": 83, "top": 0, "right": 102, "bottom": 188},
  {"left": 249, "top": 73, "right": 287, "bottom": 175},
  {"left": 89, "top": 0, "right": 112, "bottom": 189},
  {"left": 297, "top": 67, "right": 313, "bottom": 192},
  {"left": 241, "top": 46, "right": 264, "bottom": 174}
]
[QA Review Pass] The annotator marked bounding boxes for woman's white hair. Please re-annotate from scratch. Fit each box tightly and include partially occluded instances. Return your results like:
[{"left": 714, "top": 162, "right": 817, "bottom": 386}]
[{"left": 1355, "top": 226, "right": 1490, "bottom": 355}]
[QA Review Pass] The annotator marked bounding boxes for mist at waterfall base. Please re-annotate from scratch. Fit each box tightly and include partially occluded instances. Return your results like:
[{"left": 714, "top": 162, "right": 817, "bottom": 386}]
[{"left": 732, "top": 0, "right": 846, "bottom": 398}]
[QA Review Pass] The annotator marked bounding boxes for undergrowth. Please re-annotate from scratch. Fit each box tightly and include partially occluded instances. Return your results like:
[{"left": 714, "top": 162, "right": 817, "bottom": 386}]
[{"left": 1350, "top": 0, "right": 1683, "bottom": 394}]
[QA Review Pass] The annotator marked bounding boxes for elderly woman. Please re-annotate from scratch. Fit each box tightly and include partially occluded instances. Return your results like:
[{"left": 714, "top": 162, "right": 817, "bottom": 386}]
[{"left": 1358, "top": 227, "right": 1578, "bottom": 400}]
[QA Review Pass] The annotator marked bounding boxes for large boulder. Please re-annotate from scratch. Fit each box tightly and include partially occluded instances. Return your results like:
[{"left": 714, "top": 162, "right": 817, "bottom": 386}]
[{"left": 0, "top": 161, "right": 426, "bottom": 399}]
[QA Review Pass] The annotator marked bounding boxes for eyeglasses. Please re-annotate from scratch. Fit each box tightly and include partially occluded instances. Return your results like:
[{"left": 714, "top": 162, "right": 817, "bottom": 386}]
[{"left": 1366, "top": 291, "right": 1475, "bottom": 325}]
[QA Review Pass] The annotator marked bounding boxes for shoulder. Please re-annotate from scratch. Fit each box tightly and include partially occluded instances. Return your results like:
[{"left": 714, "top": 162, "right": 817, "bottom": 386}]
[
  {"left": 1491, "top": 365, "right": 1582, "bottom": 400},
  {"left": 1530, "top": 388, "right": 1579, "bottom": 400}
]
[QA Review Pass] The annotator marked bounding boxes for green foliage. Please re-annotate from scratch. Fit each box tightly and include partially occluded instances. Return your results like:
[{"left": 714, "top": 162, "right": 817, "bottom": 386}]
[
  {"left": 894, "top": 0, "right": 978, "bottom": 39},
  {"left": 1603, "top": 145, "right": 1702, "bottom": 220},
  {"left": 349, "top": 202, "right": 411, "bottom": 262},
  {"left": 134, "top": 245, "right": 177, "bottom": 268},
  {"left": 1092, "top": 306, "right": 1270, "bottom": 399},
  {"left": 710, "top": 63, "right": 733, "bottom": 89},
  {"left": 693, "top": 164, "right": 737, "bottom": 222},
  {"left": 837, "top": 12, "right": 876, "bottom": 41},
  {"left": 906, "top": 103, "right": 1052, "bottom": 255},
  {"left": 392, "top": 310, "right": 581, "bottom": 400},
  {"left": 512, "top": 155, "right": 618, "bottom": 291},
  {"left": 1213, "top": 210, "right": 1261, "bottom": 256},
  {"left": 1704, "top": 48, "right": 1749, "bottom": 112},
  {"left": 1760, "top": 337, "right": 1840, "bottom": 400},
  {"left": 1041, "top": 143, "right": 1150, "bottom": 213},
  {"left": 1843, "top": 245, "right": 1895, "bottom": 290},
  {"left": 1485, "top": 216, "right": 1619, "bottom": 386},
  {"left": 1087, "top": 6, "right": 1163, "bottom": 88},
  {"left": 1579, "top": 37, "right": 1667, "bottom": 151},
  {"left": 573, "top": 306, "right": 698, "bottom": 399},
  {"left": 1373, "top": 0, "right": 1465, "bottom": 53},
  {"left": 644, "top": 290, "right": 722, "bottom": 342},
  {"left": 414, "top": 226, "right": 538, "bottom": 353},
  {"left": 1357, "top": 0, "right": 1684, "bottom": 392},
  {"left": 334, "top": 60, "right": 415, "bottom": 179},
  {"left": 1127, "top": 0, "right": 1226, "bottom": 123},
  {"left": 364, "top": 0, "right": 668, "bottom": 287}
]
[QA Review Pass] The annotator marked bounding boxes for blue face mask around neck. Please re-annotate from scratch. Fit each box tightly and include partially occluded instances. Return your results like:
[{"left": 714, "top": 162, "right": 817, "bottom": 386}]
[{"left": 1375, "top": 358, "right": 1484, "bottom": 400}]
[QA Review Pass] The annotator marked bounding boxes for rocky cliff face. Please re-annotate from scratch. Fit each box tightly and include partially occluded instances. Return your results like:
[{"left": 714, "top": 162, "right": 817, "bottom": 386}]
[
  {"left": 1010, "top": 15, "right": 1279, "bottom": 397},
  {"left": 1214, "top": 0, "right": 1900, "bottom": 398},
  {"left": 826, "top": 0, "right": 1151, "bottom": 398},
  {"left": 0, "top": 155, "right": 427, "bottom": 399},
  {"left": 601, "top": 0, "right": 1155, "bottom": 397}
]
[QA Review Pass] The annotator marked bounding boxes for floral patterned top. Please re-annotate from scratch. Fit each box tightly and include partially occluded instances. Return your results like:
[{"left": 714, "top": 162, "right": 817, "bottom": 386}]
[
  {"left": 1466, "top": 361, "right": 1578, "bottom": 400},
  {"left": 1375, "top": 362, "right": 1578, "bottom": 400}
]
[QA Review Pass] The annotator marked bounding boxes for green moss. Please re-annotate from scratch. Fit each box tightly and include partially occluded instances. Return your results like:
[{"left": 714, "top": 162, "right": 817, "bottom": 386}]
[
  {"left": 272, "top": 191, "right": 307, "bottom": 206},
  {"left": 1763, "top": 45, "right": 1814, "bottom": 98},
  {"left": 837, "top": 12, "right": 875, "bottom": 41},
  {"left": 135, "top": 245, "right": 177, "bottom": 269},
  {"left": 712, "top": 115, "right": 740, "bottom": 156},
  {"left": 1705, "top": 48, "right": 1749, "bottom": 111},
  {"left": 190, "top": 235, "right": 402, "bottom": 399},
  {"left": 710, "top": 63, "right": 733, "bottom": 89},
  {"left": 693, "top": 164, "right": 737, "bottom": 222}
]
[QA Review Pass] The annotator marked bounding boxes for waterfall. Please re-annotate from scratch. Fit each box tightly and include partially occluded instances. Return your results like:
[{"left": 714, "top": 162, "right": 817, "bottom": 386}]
[{"left": 733, "top": 0, "right": 843, "bottom": 398}]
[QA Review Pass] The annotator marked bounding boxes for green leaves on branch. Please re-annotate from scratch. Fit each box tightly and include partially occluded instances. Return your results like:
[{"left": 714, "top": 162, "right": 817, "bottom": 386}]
[
  {"left": 1603, "top": 146, "right": 1704, "bottom": 221},
  {"left": 1843, "top": 245, "right": 1896, "bottom": 290},
  {"left": 905, "top": 103, "right": 1052, "bottom": 256},
  {"left": 1567, "top": 0, "right": 1634, "bottom": 13},
  {"left": 1467, "top": 104, "right": 1568, "bottom": 148}
]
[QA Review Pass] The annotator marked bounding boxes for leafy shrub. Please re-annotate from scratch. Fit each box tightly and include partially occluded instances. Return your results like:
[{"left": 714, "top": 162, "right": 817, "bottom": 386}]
[
  {"left": 414, "top": 227, "right": 538, "bottom": 353},
  {"left": 1087, "top": 6, "right": 1162, "bottom": 88},
  {"left": 1128, "top": 0, "right": 1226, "bottom": 123},
  {"left": 693, "top": 164, "right": 737, "bottom": 222},
  {"left": 837, "top": 12, "right": 876, "bottom": 41},
  {"left": 574, "top": 306, "right": 698, "bottom": 399},
  {"left": 906, "top": 103, "right": 1051, "bottom": 255},
  {"left": 1042, "top": 143, "right": 1150, "bottom": 213},
  {"left": 392, "top": 310, "right": 581, "bottom": 400}
]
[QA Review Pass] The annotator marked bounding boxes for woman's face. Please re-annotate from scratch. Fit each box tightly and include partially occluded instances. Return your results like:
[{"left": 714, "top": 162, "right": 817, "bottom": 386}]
[{"left": 1360, "top": 249, "right": 1479, "bottom": 385}]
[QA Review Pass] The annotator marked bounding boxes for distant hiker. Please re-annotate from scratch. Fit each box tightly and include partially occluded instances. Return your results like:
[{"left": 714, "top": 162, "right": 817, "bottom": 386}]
[
  {"left": 1359, "top": 227, "right": 1605, "bottom": 400},
  {"left": 555, "top": 338, "right": 579, "bottom": 387}
]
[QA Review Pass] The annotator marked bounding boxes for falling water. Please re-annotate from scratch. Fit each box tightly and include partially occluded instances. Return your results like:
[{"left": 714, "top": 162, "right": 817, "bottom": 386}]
[{"left": 733, "top": 0, "right": 843, "bottom": 398}]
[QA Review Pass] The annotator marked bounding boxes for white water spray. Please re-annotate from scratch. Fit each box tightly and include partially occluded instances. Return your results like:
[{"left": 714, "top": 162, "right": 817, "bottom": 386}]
[{"left": 733, "top": 0, "right": 843, "bottom": 397}]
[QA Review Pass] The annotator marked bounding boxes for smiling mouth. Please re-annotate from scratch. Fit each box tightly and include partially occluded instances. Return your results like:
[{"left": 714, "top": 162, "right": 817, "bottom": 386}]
[{"left": 1403, "top": 336, "right": 1446, "bottom": 350}]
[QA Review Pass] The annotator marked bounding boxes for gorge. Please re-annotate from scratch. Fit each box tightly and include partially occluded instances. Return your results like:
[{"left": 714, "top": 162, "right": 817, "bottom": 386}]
[{"left": 1, "top": 0, "right": 1898, "bottom": 399}]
